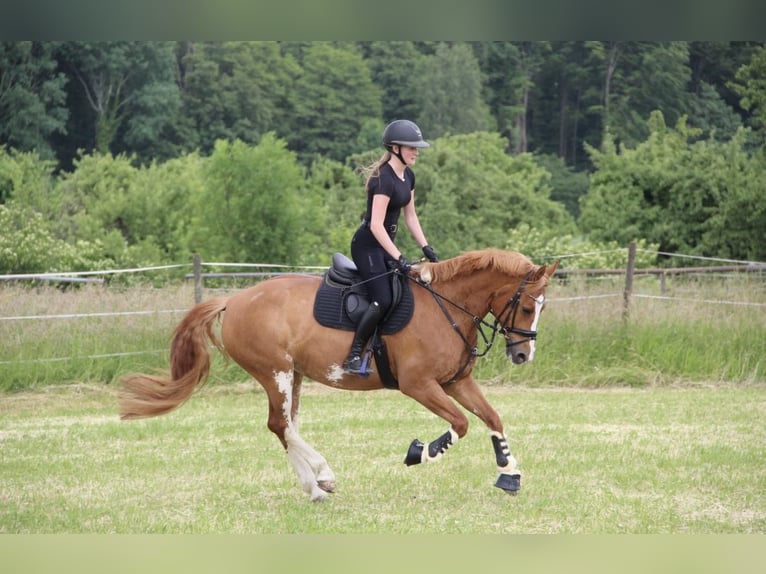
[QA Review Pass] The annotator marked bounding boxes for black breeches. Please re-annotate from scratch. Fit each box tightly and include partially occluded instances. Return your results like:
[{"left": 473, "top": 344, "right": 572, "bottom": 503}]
[{"left": 351, "top": 238, "right": 394, "bottom": 314}]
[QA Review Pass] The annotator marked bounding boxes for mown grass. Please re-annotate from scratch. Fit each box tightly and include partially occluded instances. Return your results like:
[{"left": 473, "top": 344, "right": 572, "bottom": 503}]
[
  {"left": 0, "top": 383, "right": 763, "bottom": 533},
  {"left": 1, "top": 272, "right": 764, "bottom": 391}
]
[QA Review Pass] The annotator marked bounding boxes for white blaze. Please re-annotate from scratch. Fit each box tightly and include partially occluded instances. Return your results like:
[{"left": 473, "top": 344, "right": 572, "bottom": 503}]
[{"left": 527, "top": 295, "right": 544, "bottom": 362}]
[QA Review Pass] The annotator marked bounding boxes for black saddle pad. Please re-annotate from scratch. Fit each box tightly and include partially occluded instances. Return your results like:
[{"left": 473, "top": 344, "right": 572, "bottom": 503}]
[{"left": 312, "top": 272, "right": 414, "bottom": 335}]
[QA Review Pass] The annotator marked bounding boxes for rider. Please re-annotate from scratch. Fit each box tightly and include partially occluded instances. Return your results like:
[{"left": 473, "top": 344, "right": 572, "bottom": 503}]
[{"left": 342, "top": 119, "right": 440, "bottom": 376}]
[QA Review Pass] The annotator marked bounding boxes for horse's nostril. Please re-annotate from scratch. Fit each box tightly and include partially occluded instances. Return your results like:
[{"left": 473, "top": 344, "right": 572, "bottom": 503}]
[{"left": 515, "top": 353, "right": 526, "bottom": 364}]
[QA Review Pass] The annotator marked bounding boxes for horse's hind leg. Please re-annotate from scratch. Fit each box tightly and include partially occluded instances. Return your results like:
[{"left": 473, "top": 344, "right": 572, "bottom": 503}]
[
  {"left": 288, "top": 372, "right": 336, "bottom": 494},
  {"left": 264, "top": 370, "right": 335, "bottom": 502},
  {"left": 445, "top": 376, "right": 522, "bottom": 495}
]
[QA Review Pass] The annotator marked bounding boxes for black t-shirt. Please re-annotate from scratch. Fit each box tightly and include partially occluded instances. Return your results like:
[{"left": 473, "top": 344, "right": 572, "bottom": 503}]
[{"left": 363, "top": 163, "right": 415, "bottom": 230}]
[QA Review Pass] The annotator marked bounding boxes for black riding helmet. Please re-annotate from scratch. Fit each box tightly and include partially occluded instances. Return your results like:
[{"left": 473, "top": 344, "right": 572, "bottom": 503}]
[{"left": 383, "top": 120, "right": 430, "bottom": 164}]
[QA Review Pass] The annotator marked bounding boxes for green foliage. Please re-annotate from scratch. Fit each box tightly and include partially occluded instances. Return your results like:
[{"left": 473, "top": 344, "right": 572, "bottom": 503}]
[
  {"left": 2, "top": 40, "right": 763, "bottom": 181},
  {"left": 286, "top": 43, "right": 382, "bottom": 163},
  {"left": 610, "top": 42, "right": 692, "bottom": 147},
  {"left": 0, "top": 146, "right": 57, "bottom": 205},
  {"left": 59, "top": 41, "right": 180, "bottom": 160},
  {"left": 410, "top": 132, "right": 576, "bottom": 258},
  {"left": 579, "top": 111, "right": 766, "bottom": 262},
  {"left": 729, "top": 45, "right": 766, "bottom": 138},
  {"left": 360, "top": 42, "right": 425, "bottom": 122},
  {"left": 533, "top": 153, "right": 590, "bottom": 218},
  {"left": 0, "top": 204, "right": 108, "bottom": 273},
  {"left": 187, "top": 135, "right": 304, "bottom": 264},
  {"left": 687, "top": 81, "right": 742, "bottom": 141},
  {"left": 0, "top": 42, "right": 68, "bottom": 160},
  {"left": 702, "top": 135, "right": 766, "bottom": 261},
  {"left": 54, "top": 152, "right": 139, "bottom": 247},
  {"left": 500, "top": 224, "right": 658, "bottom": 270},
  {"left": 414, "top": 42, "right": 491, "bottom": 138},
  {"left": 299, "top": 155, "right": 366, "bottom": 264},
  {"left": 176, "top": 41, "right": 300, "bottom": 154}
]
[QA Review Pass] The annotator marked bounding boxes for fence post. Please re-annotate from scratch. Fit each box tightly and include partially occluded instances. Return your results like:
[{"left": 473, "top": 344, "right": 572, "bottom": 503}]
[
  {"left": 193, "top": 253, "right": 203, "bottom": 304},
  {"left": 623, "top": 241, "right": 636, "bottom": 323}
]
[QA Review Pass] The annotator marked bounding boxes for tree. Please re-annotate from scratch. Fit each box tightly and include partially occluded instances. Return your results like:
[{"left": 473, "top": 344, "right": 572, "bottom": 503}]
[
  {"left": 53, "top": 152, "right": 141, "bottom": 264},
  {"left": 530, "top": 42, "right": 602, "bottom": 165},
  {"left": 414, "top": 42, "right": 490, "bottom": 140},
  {"left": 187, "top": 135, "right": 304, "bottom": 264},
  {"left": 579, "top": 111, "right": 766, "bottom": 262},
  {"left": 474, "top": 42, "right": 521, "bottom": 146},
  {"left": 508, "top": 42, "right": 551, "bottom": 153},
  {"left": 729, "top": 45, "right": 766, "bottom": 140},
  {"left": 702, "top": 132, "right": 766, "bottom": 261},
  {"left": 582, "top": 42, "right": 691, "bottom": 149},
  {"left": 0, "top": 146, "right": 57, "bottom": 207},
  {"left": 408, "top": 131, "right": 576, "bottom": 258},
  {"left": 687, "top": 81, "right": 742, "bottom": 141},
  {"left": 176, "top": 41, "right": 300, "bottom": 154},
  {"left": 286, "top": 43, "right": 382, "bottom": 163},
  {"left": 0, "top": 42, "right": 68, "bottom": 160},
  {"left": 0, "top": 204, "right": 105, "bottom": 273},
  {"left": 358, "top": 41, "right": 425, "bottom": 122},
  {"left": 299, "top": 155, "right": 365, "bottom": 264},
  {"left": 533, "top": 153, "right": 589, "bottom": 218},
  {"left": 58, "top": 42, "right": 180, "bottom": 159}
]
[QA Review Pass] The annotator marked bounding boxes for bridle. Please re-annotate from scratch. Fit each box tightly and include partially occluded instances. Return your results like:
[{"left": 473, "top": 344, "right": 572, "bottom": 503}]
[
  {"left": 489, "top": 270, "right": 541, "bottom": 351},
  {"left": 412, "top": 269, "right": 541, "bottom": 386}
]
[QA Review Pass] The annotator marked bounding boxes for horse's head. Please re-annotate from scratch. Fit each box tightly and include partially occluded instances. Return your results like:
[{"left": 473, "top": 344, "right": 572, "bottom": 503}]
[{"left": 491, "top": 260, "right": 558, "bottom": 365}]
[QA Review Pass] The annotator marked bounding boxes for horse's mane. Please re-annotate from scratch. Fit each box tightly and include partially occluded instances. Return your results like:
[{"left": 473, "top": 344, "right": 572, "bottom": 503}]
[{"left": 423, "top": 249, "right": 535, "bottom": 284}]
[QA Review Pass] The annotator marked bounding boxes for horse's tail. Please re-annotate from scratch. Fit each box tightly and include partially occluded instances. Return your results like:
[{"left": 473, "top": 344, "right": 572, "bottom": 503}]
[{"left": 118, "top": 296, "right": 229, "bottom": 420}]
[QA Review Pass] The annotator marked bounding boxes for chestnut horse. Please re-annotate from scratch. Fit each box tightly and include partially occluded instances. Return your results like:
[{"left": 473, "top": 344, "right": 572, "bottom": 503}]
[{"left": 119, "top": 249, "right": 557, "bottom": 501}]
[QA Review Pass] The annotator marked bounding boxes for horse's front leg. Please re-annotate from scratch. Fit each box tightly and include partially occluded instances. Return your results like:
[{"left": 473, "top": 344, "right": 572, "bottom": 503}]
[
  {"left": 398, "top": 378, "right": 469, "bottom": 466},
  {"left": 490, "top": 431, "right": 521, "bottom": 495},
  {"left": 404, "top": 428, "right": 460, "bottom": 466},
  {"left": 445, "top": 377, "right": 522, "bottom": 495}
]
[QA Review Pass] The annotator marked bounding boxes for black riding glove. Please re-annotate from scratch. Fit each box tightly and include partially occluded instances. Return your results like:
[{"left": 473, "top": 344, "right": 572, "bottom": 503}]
[
  {"left": 397, "top": 255, "right": 412, "bottom": 275},
  {"left": 422, "top": 245, "right": 439, "bottom": 262}
]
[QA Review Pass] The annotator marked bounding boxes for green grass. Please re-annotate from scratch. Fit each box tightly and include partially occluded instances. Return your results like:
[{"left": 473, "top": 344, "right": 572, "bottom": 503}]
[{"left": 1, "top": 383, "right": 763, "bottom": 533}]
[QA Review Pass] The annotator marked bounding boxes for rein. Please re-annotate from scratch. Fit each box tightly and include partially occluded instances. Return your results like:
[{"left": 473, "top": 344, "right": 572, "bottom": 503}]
[{"left": 409, "top": 269, "right": 538, "bottom": 387}]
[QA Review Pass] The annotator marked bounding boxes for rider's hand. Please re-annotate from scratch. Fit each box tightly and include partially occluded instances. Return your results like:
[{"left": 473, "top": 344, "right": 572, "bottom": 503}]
[
  {"left": 422, "top": 245, "right": 439, "bottom": 262},
  {"left": 397, "top": 255, "right": 412, "bottom": 275}
]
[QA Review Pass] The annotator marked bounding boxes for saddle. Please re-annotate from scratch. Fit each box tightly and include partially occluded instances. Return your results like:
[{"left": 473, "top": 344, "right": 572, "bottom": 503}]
[
  {"left": 313, "top": 253, "right": 414, "bottom": 334},
  {"left": 312, "top": 253, "right": 415, "bottom": 389}
]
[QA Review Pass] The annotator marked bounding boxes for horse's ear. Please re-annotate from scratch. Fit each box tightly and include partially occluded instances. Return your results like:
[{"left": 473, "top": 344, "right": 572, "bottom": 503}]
[
  {"left": 546, "top": 260, "right": 559, "bottom": 277},
  {"left": 533, "top": 260, "right": 558, "bottom": 281}
]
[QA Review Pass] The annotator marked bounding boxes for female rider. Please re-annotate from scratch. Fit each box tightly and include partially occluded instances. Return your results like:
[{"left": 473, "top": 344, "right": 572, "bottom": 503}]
[{"left": 343, "top": 119, "right": 439, "bottom": 376}]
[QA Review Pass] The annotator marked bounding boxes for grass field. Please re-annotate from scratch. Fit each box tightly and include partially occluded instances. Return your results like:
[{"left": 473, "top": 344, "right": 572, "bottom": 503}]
[
  {"left": 1, "top": 382, "right": 763, "bottom": 534},
  {"left": 1, "top": 272, "right": 764, "bottom": 536}
]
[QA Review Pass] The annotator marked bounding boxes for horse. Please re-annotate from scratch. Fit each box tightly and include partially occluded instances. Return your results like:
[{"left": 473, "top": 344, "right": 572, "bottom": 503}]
[{"left": 119, "top": 248, "right": 558, "bottom": 501}]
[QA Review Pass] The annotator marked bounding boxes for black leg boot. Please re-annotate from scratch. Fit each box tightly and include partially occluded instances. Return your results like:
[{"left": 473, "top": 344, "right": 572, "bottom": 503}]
[{"left": 343, "top": 302, "right": 383, "bottom": 376}]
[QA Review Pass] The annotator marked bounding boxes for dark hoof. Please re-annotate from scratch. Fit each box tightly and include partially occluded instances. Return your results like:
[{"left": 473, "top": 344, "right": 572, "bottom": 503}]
[
  {"left": 404, "top": 439, "right": 424, "bottom": 466},
  {"left": 317, "top": 480, "right": 336, "bottom": 493},
  {"left": 494, "top": 473, "right": 521, "bottom": 495}
]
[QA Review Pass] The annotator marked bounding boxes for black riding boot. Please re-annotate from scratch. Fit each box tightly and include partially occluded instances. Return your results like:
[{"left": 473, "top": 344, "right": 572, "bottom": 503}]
[{"left": 343, "top": 302, "right": 383, "bottom": 376}]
